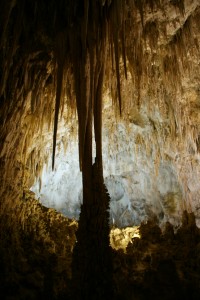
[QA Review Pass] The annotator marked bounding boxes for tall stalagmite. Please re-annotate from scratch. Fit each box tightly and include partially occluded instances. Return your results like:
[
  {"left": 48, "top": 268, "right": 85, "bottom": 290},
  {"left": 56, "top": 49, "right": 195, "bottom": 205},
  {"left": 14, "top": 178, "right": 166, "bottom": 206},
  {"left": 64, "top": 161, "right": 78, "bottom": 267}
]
[{"left": 69, "top": 1, "right": 115, "bottom": 298}]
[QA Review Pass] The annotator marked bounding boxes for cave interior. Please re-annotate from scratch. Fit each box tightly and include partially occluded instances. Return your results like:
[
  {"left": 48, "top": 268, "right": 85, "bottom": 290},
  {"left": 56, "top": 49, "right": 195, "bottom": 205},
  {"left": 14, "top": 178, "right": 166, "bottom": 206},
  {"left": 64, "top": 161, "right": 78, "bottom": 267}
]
[{"left": 1, "top": 0, "right": 200, "bottom": 299}]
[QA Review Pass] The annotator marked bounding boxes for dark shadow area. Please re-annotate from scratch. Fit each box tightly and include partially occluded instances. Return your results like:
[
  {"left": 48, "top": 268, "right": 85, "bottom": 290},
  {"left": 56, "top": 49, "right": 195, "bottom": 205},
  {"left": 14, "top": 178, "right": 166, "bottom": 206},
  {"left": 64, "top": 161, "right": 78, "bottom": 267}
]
[{"left": 1, "top": 198, "right": 200, "bottom": 300}]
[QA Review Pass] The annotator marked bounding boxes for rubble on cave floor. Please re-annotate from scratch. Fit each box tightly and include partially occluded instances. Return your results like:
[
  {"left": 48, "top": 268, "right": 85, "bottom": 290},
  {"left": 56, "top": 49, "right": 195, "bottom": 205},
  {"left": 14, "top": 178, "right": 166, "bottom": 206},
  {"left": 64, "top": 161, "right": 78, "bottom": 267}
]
[
  {"left": 0, "top": 195, "right": 78, "bottom": 300},
  {"left": 1, "top": 194, "right": 200, "bottom": 299},
  {"left": 113, "top": 212, "right": 200, "bottom": 299}
]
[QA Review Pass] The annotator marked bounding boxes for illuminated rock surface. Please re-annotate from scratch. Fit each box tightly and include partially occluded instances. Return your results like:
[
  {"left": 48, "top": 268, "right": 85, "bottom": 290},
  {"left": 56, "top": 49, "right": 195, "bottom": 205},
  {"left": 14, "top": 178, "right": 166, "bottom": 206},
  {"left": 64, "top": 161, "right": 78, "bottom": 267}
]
[{"left": 31, "top": 114, "right": 185, "bottom": 228}]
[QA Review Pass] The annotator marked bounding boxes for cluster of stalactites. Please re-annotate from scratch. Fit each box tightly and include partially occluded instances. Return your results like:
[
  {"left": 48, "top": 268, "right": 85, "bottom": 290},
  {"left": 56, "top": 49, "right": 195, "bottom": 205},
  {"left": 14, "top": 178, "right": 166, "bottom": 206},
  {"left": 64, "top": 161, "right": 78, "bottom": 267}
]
[
  {"left": 52, "top": 0, "right": 129, "bottom": 171},
  {"left": 2, "top": 0, "right": 199, "bottom": 178},
  {"left": 51, "top": 0, "right": 189, "bottom": 170}
]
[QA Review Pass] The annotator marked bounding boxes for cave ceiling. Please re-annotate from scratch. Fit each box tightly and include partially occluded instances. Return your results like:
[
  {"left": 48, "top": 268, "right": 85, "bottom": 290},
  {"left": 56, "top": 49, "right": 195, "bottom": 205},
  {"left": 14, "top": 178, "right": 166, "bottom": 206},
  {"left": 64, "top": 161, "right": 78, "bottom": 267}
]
[{"left": 0, "top": 0, "right": 200, "bottom": 226}]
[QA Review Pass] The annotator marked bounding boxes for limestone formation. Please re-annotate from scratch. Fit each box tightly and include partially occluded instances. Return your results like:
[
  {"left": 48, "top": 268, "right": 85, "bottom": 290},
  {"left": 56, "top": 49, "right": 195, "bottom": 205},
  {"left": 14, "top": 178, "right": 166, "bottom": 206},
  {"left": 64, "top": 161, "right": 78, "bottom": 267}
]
[{"left": 1, "top": 0, "right": 200, "bottom": 299}]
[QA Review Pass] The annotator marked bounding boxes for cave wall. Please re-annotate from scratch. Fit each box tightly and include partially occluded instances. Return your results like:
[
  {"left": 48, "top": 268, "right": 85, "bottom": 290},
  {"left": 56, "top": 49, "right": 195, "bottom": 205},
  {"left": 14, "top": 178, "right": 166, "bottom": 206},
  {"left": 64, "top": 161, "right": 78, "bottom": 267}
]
[{"left": 31, "top": 85, "right": 200, "bottom": 228}]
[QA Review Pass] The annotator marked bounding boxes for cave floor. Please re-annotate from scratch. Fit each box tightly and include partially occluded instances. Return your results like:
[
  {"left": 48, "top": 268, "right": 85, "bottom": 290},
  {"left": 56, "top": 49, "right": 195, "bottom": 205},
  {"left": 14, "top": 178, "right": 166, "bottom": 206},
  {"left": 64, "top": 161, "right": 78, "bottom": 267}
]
[{"left": 1, "top": 198, "right": 200, "bottom": 300}]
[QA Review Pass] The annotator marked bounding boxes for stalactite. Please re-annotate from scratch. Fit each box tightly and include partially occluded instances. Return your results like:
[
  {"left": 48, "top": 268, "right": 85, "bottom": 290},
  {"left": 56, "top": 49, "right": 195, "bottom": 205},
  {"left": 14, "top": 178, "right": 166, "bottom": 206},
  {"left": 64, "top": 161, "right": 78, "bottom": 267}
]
[
  {"left": 121, "top": 1, "right": 127, "bottom": 80},
  {"left": 52, "top": 33, "right": 66, "bottom": 170},
  {"left": 2, "top": 0, "right": 198, "bottom": 183},
  {"left": 110, "top": 0, "right": 124, "bottom": 115}
]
